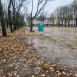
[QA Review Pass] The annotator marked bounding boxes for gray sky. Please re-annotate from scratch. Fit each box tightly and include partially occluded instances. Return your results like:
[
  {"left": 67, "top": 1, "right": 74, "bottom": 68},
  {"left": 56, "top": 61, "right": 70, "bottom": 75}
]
[{"left": 28, "top": 0, "right": 74, "bottom": 16}]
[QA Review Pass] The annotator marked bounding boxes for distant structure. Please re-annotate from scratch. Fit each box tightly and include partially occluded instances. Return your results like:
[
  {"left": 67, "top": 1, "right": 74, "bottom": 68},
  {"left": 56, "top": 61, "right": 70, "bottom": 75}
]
[{"left": 26, "top": 17, "right": 58, "bottom": 26}]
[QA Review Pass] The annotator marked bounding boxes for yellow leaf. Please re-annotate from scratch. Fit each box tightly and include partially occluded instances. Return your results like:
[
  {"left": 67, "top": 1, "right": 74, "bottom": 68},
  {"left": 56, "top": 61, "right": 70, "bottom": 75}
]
[
  {"left": 0, "top": 70, "right": 3, "bottom": 73},
  {"left": 46, "top": 70, "right": 48, "bottom": 73},
  {"left": 36, "top": 67, "right": 40, "bottom": 70},
  {"left": 40, "top": 74, "right": 45, "bottom": 76},
  {"left": 14, "top": 71, "right": 17, "bottom": 76},
  {"left": 15, "top": 67, "right": 18, "bottom": 70},
  {"left": 45, "top": 63, "right": 48, "bottom": 65},
  {"left": 52, "top": 64, "right": 56, "bottom": 67},
  {"left": 75, "top": 74, "right": 77, "bottom": 77},
  {"left": 58, "top": 72, "right": 61, "bottom": 76},
  {"left": 7, "top": 73, "right": 12, "bottom": 76},
  {"left": 3, "top": 59, "right": 6, "bottom": 63},
  {"left": 51, "top": 69, "right": 54, "bottom": 71},
  {"left": 57, "top": 71, "right": 59, "bottom": 73},
  {"left": 32, "top": 75, "right": 35, "bottom": 77},
  {"left": 62, "top": 72, "right": 66, "bottom": 75},
  {"left": 8, "top": 64, "right": 13, "bottom": 67},
  {"left": 50, "top": 67, "right": 53, "bottom": 70}
]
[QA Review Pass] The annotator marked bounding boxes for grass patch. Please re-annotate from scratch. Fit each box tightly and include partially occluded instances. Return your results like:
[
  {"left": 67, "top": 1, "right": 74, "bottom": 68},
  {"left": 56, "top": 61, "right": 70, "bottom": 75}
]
[
  {"left": 20, "top": 26, "right": 26, "bottom": 29},
  {"left": 40, "top": 36, "right": 56, "bottom": 43}
]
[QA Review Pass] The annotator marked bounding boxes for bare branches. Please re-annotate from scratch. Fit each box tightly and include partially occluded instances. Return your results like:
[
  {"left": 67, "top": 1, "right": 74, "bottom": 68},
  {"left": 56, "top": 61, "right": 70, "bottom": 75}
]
[
  {"left": 15, "top": 0, "right": 27, "bottom": 11},
  {"left": 33, "top": 0, "right": 50, "bottom": 19}
]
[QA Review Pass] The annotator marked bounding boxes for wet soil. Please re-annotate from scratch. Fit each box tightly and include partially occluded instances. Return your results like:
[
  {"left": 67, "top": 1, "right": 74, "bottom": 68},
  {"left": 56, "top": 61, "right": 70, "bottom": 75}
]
[{"left": 25, "top": 27, "right": 77, "bottom": 72}]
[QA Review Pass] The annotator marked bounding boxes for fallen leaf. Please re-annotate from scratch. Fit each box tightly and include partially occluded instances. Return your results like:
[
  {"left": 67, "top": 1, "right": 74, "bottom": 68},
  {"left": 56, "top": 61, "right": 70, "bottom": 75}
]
[
  {"left": 45, "top": 63, "right": 48, "bottom": 65},
  {"left": 32, "top": 75, "right": 35, "bottom": 77},
  {"left": 40, "top": 74, "right": 45, "bottom": 76},
  {"left": 36, "top": 67, "right": 40, "bottom": 70},
  {"left": 75, "top": 74, "right": 77, "bottom": 77}
]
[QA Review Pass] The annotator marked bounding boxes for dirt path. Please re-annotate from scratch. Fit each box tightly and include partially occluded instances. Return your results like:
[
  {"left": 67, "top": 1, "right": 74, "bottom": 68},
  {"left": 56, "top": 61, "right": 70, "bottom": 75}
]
[{"left": 25, "top": 27, "right": 77, "bottom": 72}]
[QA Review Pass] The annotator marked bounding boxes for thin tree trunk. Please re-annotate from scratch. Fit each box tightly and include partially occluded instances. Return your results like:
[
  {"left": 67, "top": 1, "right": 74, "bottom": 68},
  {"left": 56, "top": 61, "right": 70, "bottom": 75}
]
[
  {"left": 30, "top": 18, "right": 33, "bottom": 32},
  {"left": 68, "top": 21, "right": 69, "bottom": 27},
  {"left": 8, "top": 0, "right": 13, "bottom": 33},
  {"left": 53, "top": 21, "right": 54, "bottom": 26},
  {"left": 76, "top": 15, "right": 77, "bottom": 27},
  {"left": 65, "top": 21, "right": 67, "bottom": 27},
  {"left": 8, "top": 10, "right": 13, "bottom": 32},
  {"left": 62, "top": 21, "right": 63, "bottom": 27},
  {"left": 12, "top": 0, "right": 16, "bottom": 31}
]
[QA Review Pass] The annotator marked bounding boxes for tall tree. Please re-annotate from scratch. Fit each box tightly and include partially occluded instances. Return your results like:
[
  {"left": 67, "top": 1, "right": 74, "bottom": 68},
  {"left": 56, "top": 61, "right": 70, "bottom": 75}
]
[
  {"left": 50, "top": 13, "right": 55, "bottom": 26},
  {"left": 8, "top": 0, "right": 13, "bottom": 32},
  {"left": 72, "top": 0, "right": 77, "bottom": 26},
  {"left": 11, "top": 0, "right": 27, "bottom": 31},
  {"left": 0, "top": 0, "right": 7, "bottom": 36}
]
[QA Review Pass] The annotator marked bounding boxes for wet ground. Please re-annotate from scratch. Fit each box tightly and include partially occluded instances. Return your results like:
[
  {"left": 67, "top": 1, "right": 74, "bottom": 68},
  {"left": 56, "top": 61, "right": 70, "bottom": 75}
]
[
  {"left": 0, "top": 28, "right": 77, "bottom": 77},
  {"left": 25, "top": 27, "right": 77, "bottom": 67}
]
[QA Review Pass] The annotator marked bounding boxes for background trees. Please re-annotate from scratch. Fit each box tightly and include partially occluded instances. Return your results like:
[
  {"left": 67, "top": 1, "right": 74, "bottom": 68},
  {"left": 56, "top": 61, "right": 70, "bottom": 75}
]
[
  {"left": 50, "top": 13, "right": 55, "bottom": 26},
  {"left": 51, "top": 0, "right": 77, "bottom": 27},
  {"left": 71, "top": 0, "right": 77, "bottom": 26},
  {"left": 8, "top": 0, "right": 27, "bottom": 32},
  {"left": 38, "top": 11, "right": 47, "bottom": 23},
  {"left": 0, "top": 0, "right": 27, "bottom": 36}
]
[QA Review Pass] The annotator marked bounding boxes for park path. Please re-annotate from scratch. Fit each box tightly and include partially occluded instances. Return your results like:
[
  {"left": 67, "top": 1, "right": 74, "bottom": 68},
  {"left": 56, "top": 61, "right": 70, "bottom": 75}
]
[{"left": 25, "top": 27, "right": 77, "bottom": 72}]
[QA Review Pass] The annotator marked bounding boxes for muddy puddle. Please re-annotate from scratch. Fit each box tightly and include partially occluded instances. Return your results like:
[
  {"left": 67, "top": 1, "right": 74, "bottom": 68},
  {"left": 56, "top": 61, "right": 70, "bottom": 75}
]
[{"left": 25, "top": 27, "right": 77, "bottom": 71}]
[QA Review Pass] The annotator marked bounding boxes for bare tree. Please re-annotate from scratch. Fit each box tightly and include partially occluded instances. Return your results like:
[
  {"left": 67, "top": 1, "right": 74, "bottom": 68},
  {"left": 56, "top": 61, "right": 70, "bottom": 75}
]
[
  {"left": 8, "top": 0, "right": 13, "bottom": 32},
  {"left": 0, "top": 0, "right": 7, "bottom": 36},
  {"left": 38, "top": 11, "right": 47, "bottom": 23},
  {"left": 7, "top": 0, "right": 27, "bottom": 32},
  {"left": 50, "top": 13, "right": 55, "bottom": 26},
  {"left": 71, "top": 0, "right": 77, "bottom": 26},
  {"left": 55, "top": 5, "right": 73, "bottom": 27},
  {"left": 30, "top": 0, "right": 52, "bottom": 32}
]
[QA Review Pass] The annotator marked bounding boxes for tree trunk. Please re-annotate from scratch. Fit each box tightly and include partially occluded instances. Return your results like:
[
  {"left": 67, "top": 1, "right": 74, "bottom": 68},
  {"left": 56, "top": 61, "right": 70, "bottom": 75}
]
[
  {"left": 53, "top": 21, "right": 54, "bottom": 26},
  {"left": 62, "top": 21, "right": 63, "bottom": 27},
  {"left": 8, "top": 0, "right": 13, "bottom": 33},
  {"left": 30, "top": 18, "right": 33, "bottom": 32},
  {"left": 17, "top": 13, "right": 19, "bottom": 29},
  {"left": 76, "top": 15, "right": 77, "bottom": 27},
  {"left": 8, "top": 10, "right": 13, "bottom": 33},
  {"left": 0, "top": 0, "right": 7, "bottom": 36},
  {"left": 13, "top": 9, "right": 16, "bottom": 31},
  {"left": 65, "top": 21, "right": 67, "bottom": 27},
  {"left": 13, "top": 16, "right": 16, "bottom": 31},
  {"left": 68, "top": 21, "right": 70, "bottom": 27}
]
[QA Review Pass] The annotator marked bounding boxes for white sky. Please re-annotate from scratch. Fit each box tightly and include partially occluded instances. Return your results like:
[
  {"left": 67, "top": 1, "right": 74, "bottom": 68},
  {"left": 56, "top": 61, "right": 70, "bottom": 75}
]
[
  {"left": 28, "top": 0, "right": 74, "bottom": 16},
  {"left": 1, "top": 0, "right": 74, "bottom": 17}
]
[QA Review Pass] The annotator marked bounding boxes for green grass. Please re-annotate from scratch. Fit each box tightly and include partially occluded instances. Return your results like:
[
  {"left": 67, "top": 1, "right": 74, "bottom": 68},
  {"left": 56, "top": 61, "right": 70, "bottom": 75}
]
[
  {"left": 40, "top": 36, "right": 56, "bottom": 43},
  {"left": 20, "top": 26, "right": 26, "bottom": 29}
]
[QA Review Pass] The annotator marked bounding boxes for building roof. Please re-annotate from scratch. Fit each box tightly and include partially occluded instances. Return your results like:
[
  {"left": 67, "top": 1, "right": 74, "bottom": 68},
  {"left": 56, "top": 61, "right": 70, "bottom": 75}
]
[{"left": 34, "top": 17, "right": 50, "bottom": 20}]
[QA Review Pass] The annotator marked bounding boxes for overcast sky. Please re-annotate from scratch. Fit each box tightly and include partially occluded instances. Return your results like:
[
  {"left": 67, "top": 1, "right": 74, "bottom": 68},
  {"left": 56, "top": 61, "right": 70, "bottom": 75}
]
[{"left": 28, "top": 0, "right": 74, "bottom": 16}]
